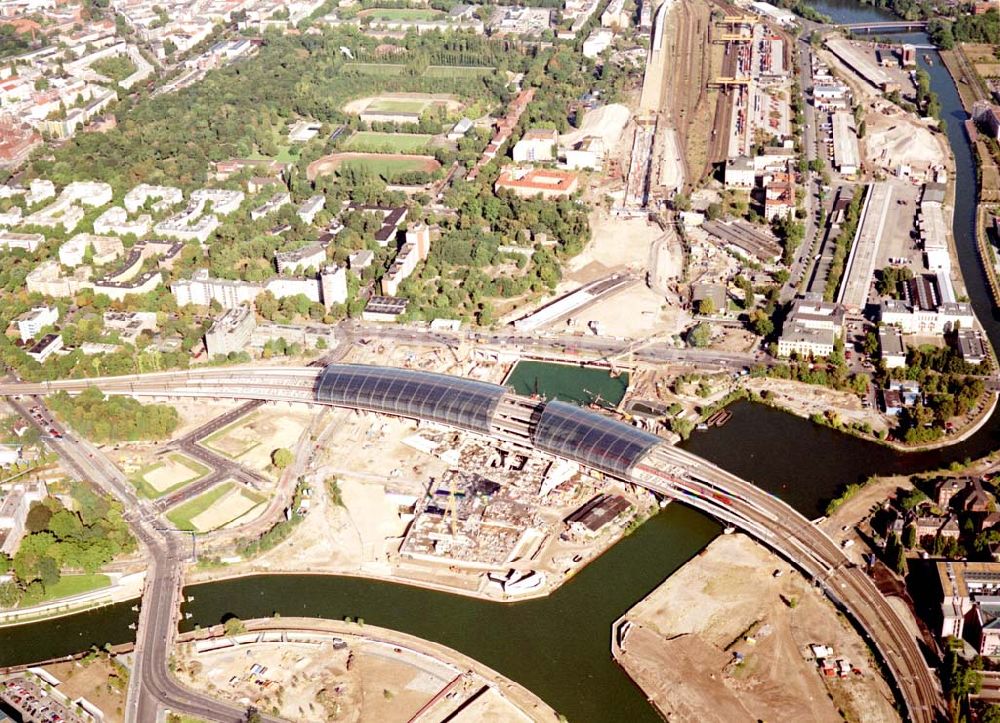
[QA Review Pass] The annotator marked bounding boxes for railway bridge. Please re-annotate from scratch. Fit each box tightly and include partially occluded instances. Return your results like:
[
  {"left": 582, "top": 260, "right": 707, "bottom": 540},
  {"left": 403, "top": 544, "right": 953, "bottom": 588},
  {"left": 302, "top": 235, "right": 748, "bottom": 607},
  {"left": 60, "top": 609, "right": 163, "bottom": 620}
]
[{"left": 0, "top": 364, "right": 945, "bottom": 723}]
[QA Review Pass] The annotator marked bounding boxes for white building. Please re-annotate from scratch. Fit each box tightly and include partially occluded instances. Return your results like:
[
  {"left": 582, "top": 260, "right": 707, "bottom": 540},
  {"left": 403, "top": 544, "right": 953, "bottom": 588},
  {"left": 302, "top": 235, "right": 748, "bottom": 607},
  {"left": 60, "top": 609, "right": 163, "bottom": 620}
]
[
  {"left": 880, "top": 299, "right": 975, "bottom": 335},
  {"left": 878, "top": 325, "right": 907, "bottom": 368},
  {"left": 124, "top": 184, "right": 183, "bottom": 214},
  {"left": 512, "top": 128, "right": 559, "bottom": 163},
  {"left": 25, "top": 333, "right": 63, "bottom": 362},
  {"left": 275, "top": 244, "right": 326, "bottom": 274},
  {"left": 190, "top": 188, "right": 244, "bottom": 215},
  {"left": 0, "top": 231, "right": 43, "bottom": 252},
  {"left": 297, "top": 195, "right": 325, "bottom": 224},
  {"left": 777, "top": 300, "right": 844, "bottom": 358},
  {"left": 582, "top": 28, "right": 614, "bottom": 59},
  {"left": 724, "top": 156, "right": 756, "bottom": 190},
  {"left": 61, "top": 181, "right": 113, "bottom": 207},
  {"left": 16, "top": 306, "right": 58, "bottom": 342},
  {"left": 205, "top": 305, "right": 257, "bottom": 357},
  {"left": 562, "top": 136, "right": 604, "bottom": 170}
]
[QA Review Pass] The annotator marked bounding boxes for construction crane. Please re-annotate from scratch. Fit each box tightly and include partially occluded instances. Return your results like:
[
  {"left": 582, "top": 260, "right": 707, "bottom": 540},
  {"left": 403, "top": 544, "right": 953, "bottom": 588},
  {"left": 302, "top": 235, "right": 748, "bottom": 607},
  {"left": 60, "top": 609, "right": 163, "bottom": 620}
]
[
  {"left": 447, "top": 475, "right": 458, "bottom": 537},
  {"left": 602, "top": 333, "right": 667, "bottom": 377}
]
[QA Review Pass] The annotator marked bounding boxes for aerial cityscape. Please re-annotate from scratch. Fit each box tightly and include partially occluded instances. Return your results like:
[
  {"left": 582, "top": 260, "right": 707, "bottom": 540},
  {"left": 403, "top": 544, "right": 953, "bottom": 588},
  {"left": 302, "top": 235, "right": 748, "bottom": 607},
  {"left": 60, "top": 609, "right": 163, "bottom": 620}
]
[{"left": 0, "top": 0, "right": 996, "bottom": 720}]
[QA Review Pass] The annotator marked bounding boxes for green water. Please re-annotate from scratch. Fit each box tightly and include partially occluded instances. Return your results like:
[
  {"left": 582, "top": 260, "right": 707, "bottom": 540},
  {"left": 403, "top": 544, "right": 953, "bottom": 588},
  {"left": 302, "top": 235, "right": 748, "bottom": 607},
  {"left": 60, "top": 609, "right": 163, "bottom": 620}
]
[{"left": 506, "top": 361, "right": 629, "bottom": 406}]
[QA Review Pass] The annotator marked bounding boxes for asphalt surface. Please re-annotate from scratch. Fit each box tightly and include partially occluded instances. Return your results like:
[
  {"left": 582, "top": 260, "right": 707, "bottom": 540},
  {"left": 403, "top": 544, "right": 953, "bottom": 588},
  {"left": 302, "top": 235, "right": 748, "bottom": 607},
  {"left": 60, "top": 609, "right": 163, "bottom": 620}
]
[{"left": 9, "top": 395, "right": 281, "bottom": 723}]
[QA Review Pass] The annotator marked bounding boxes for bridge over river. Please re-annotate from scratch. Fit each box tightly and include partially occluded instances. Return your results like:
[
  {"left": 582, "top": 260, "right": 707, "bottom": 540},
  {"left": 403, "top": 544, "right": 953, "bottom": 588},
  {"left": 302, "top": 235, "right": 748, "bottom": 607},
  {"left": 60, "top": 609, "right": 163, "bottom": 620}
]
[{"left": 0, "top": 363, "right": 945, "bottom": 723}]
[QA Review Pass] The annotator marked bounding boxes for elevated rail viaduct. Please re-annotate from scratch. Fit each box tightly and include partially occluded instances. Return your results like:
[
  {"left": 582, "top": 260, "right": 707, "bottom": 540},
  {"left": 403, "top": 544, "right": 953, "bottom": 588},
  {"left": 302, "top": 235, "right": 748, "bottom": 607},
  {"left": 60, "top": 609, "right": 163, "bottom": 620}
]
[{"left": 0, "top": 364, "right": 945, "bottom": 723}]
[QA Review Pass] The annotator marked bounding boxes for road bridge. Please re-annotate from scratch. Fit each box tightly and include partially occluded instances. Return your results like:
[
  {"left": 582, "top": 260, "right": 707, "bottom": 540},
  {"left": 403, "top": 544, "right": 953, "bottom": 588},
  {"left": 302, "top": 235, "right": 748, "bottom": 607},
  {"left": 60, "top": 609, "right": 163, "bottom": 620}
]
[
  {"left": 0, "top": 364, "right": 945, "bottom": 723},
  {"left": 839, "top": 20, "right": 928, "bottom": 32}
]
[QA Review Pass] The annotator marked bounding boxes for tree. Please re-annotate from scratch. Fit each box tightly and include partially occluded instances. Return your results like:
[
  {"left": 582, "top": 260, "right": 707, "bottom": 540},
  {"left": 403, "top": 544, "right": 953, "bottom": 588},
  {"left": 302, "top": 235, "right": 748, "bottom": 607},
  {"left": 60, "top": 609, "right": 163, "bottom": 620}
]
[
  {"left": 25, "top": 503, "right": 52, "bottom": 533},
  {"left": 903, "top": 523, "right": 917, "bottom": 550},
  {"left": 224, "top": 617, "right": 246, "bottom": 636},
  {"left": 271, "top": 448, "right": 293, "bottom": 470},
  {"left": 687, "top": 323, "right": 711, "bottom": 348},
  {"left": 696, "top": 297, "right": 715, "bottom": 315}
]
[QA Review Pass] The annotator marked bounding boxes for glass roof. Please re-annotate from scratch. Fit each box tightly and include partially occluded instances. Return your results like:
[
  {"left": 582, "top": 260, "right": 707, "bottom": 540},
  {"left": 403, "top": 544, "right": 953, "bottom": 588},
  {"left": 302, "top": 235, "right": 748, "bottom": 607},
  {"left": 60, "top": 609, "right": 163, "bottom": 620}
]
[
  {"left": 532, "top": 400, "right": 662, "bottom": 477},
  {"left": 316, "top": 364, "right": 506, "bottom": 434}
]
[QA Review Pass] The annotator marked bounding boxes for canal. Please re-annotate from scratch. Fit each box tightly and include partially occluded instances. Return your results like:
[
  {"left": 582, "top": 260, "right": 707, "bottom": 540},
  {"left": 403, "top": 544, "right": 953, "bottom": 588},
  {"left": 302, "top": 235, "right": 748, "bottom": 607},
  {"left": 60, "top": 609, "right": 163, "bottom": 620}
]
[{"left": 1, "top": 4, "right": 997, "bottom": 722}]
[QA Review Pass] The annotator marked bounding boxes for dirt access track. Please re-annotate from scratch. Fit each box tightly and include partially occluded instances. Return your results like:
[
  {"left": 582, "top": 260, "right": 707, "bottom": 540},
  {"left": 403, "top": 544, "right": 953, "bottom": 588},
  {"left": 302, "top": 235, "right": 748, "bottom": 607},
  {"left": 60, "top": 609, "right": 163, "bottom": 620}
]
[{"left": 615, "top": 533, "right": 900, "bottom": 723}]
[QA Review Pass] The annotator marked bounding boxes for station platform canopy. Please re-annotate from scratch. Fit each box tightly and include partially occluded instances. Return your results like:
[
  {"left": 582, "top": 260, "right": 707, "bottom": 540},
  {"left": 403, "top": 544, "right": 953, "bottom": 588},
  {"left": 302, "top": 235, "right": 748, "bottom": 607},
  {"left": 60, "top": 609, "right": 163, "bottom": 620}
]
[
  {"left": 532, "top": 400, "right": 662, "bottom": 478},
  {"left": 316, "top": 364, "right": 506, "bottom": 434}
]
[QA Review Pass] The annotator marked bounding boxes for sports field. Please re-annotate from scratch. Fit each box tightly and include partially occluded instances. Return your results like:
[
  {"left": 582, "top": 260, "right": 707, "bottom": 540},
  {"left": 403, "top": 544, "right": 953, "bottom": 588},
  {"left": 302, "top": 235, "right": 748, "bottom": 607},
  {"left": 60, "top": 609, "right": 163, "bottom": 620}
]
[
  {"left": 343, "top": 131, "right": 432, "bottom": 153},
  {"left": 342, "top": 93, "right": 463, "bottom": 116},
  {"left": 307, "top": 152, "right": 441, "bottom": 181},
  {"left": 134, "top": 453, "right": 211, "bottom": 498},
  {"left": 357, "top": 7, "right": 443, "bottom": 21},
  {"left": 166, "top": 481, "right": 266, "bottom": 532},
  {"left": 366, "top": 98, "right": 430, "bottom": 114}
]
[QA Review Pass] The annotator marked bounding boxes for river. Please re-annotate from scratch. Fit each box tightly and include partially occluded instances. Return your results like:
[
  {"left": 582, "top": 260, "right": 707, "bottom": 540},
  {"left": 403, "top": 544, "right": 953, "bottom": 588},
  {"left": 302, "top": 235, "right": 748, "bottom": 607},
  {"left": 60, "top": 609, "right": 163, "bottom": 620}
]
[{"left": 0, "top": 5, "right": 994, "bottom": 722}]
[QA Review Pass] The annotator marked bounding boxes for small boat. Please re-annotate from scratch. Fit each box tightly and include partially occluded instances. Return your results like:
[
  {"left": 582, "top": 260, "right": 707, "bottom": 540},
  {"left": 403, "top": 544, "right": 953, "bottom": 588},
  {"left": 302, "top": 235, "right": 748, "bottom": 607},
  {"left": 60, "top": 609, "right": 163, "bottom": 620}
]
[
  {"left": 924, "top": 54, "right": 933, "bottom": 65},
  {"left": 723, "top": 525, "right": 736, "bottom": 535},
  {"left": 696, "top": 423, "right": 709, "bottom": 431}
]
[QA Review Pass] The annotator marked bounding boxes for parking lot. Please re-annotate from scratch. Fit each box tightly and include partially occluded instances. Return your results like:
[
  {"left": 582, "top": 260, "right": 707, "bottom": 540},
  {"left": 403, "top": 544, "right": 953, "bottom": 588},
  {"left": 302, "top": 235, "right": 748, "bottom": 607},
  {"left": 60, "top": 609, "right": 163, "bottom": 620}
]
[{"left": 2, "top": 677, "right": 91, "bottom": 723}]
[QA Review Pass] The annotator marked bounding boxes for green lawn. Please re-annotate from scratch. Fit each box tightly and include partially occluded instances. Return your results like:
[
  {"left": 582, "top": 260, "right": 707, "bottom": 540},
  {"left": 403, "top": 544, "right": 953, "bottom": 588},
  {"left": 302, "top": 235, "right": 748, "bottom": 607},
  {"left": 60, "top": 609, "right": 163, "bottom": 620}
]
[
  {"left": 366, "top": 98, "right": 429, "bottom": 114},
  {"left": 91, "top": 55, "right": 137, "bottom": 82},
  {"left": 360, "top": 7, "right": 443, "bottom": 21},
  {"left": 133, "top": 453, "right": 212, "bottom": 499},
  {"left": 166, "top": 482, "right": 235, "bottom": 531},
  {"left": 424, "top": 65, "right": 494, "bottom": 78},
  {"left": 343, "top": 131, "right": 432, "bottom": 153},
  {"left": 24, "top": 574, "right": 111, "bottom": 606},
  {"left": 344, "top": 63, "right": 407, "bottom": 76},
  {"left": 339, "top": 156, "right": 437, "bottom": 180}
]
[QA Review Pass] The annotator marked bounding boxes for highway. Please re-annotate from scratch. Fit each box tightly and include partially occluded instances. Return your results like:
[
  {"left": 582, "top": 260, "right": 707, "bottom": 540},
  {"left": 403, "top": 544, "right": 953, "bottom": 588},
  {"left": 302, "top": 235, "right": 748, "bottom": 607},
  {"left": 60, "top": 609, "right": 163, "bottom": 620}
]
[{"left": 0, "top": 366, "right": 947, "bottom": 723}]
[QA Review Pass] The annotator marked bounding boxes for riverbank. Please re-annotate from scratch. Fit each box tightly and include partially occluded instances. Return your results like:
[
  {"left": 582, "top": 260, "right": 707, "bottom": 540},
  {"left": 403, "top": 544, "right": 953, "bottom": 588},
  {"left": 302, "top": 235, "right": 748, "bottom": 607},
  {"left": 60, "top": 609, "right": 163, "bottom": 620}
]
[
  {"left": 612, "top": 533, "right": 900, "bottom": 723},
  {"left": 174, "top": 616, "right": 560, "bottom": 722},
  {"left": 0, "top": 572, "right": 144, "bottom": 629}
]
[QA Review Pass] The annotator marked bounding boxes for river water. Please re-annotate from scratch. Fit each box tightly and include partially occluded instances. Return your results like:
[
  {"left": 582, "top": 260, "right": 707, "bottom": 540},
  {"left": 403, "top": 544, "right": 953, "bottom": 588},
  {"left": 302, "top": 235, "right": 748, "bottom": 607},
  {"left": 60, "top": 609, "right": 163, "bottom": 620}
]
[{"left": 0, "top": 5, "right": 994, "bottom": 722}]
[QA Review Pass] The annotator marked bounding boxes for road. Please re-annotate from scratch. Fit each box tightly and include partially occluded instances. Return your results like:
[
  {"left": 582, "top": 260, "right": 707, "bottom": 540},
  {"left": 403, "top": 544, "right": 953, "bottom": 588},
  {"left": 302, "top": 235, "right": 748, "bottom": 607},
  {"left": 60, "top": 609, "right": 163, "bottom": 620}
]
[
  {"left": 9, "top": 396, "right": 280, "bottom": 723},
  {"left": 0, "top": 365, "right": 949, "bottom": 723}
]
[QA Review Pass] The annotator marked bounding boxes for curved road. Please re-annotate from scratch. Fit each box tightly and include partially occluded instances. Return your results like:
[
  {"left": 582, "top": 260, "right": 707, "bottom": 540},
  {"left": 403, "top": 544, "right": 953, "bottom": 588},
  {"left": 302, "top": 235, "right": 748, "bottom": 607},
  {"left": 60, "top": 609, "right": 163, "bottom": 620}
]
[{"left": 0, "top": 366, "right": 946, "bottom": 722}]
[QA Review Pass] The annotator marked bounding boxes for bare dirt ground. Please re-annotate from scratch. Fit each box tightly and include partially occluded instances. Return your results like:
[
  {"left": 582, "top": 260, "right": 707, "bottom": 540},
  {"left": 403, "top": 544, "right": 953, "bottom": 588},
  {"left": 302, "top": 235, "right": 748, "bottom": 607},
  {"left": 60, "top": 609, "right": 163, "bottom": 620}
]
[
  {"left": 820, "top": 474, "right": 914, "bottom": 537},
  {"left": 862, "top": 99, "right": 949, "bottom": 173},
  {"left": 560, "top": 103, "right": 631, "bottom": 150},
  {"left": 570, "top": 283, "right": 682, "bottom": 338},
  {"left": 616, "top": 534, "right": 900, "bottom": 723},
  {"left": 342, "top": 92, "right": 463, "bottom": 115},
  {"left": 746, "top": 378, "right": 890, "bottom": 434},
  {"left": 44, "top": 658, "right": 126, "bottom": 723},
  {"left": 190, "top": 486, "right": 264, "bottom": 532},
  {"left": 142, "top": 454, "right": 203, "bottom": 493},
  {"left": 174, "top": 619, "right": 556, "bottom": 723},
  {"left": 567, "top": 210, "right": 663, "bottom": 278},
  {"left": 203, "top": 408, "right": 315, "bottom": 479}
]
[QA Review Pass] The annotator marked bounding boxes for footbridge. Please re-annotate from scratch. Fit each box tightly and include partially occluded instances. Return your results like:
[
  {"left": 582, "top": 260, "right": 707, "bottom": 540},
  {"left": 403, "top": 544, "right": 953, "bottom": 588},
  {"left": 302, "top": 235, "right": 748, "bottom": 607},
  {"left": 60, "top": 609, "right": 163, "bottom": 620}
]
[{"left": 0, "top": 364, "right": 944, "bottom": 723}]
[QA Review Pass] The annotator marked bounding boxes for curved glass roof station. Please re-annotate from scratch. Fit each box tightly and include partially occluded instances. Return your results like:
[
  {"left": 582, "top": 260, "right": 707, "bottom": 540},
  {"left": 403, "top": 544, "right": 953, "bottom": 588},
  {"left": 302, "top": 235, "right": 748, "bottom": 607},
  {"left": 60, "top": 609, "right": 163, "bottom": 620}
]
[
  {"left": 533, "top": 400, "right": 663, "bottom": 478},
  {"left": 316, "top": 364, "right": 507, "bottom": 434}
]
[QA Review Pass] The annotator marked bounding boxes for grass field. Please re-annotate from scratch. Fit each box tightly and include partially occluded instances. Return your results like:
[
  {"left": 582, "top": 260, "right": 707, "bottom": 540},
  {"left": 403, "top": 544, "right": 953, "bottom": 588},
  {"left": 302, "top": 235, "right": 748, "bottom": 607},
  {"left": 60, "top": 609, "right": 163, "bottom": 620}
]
[
  {"left": 345, "top": 62, "right": 407, "bottom": 76},
  {"left": 366, "top": 98, "right": 429, "bottom": 114},
  {"left": 27, "top": 575, "right": 111, "bottom": 606},
  {"left": 167, "top": 482, "right": 266, "bottom": 532},
  {"left": 343, "top": 131, "right": 432, "bottom": 153},
  {"left": 424, "top": 65, "right": 494, "bottom": 78},
  {"left": 358, "top": 7, "right": 443, "bottom": 20},
  {"left": 167, "top": 482, "right": 234, "bottom": 531}
]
